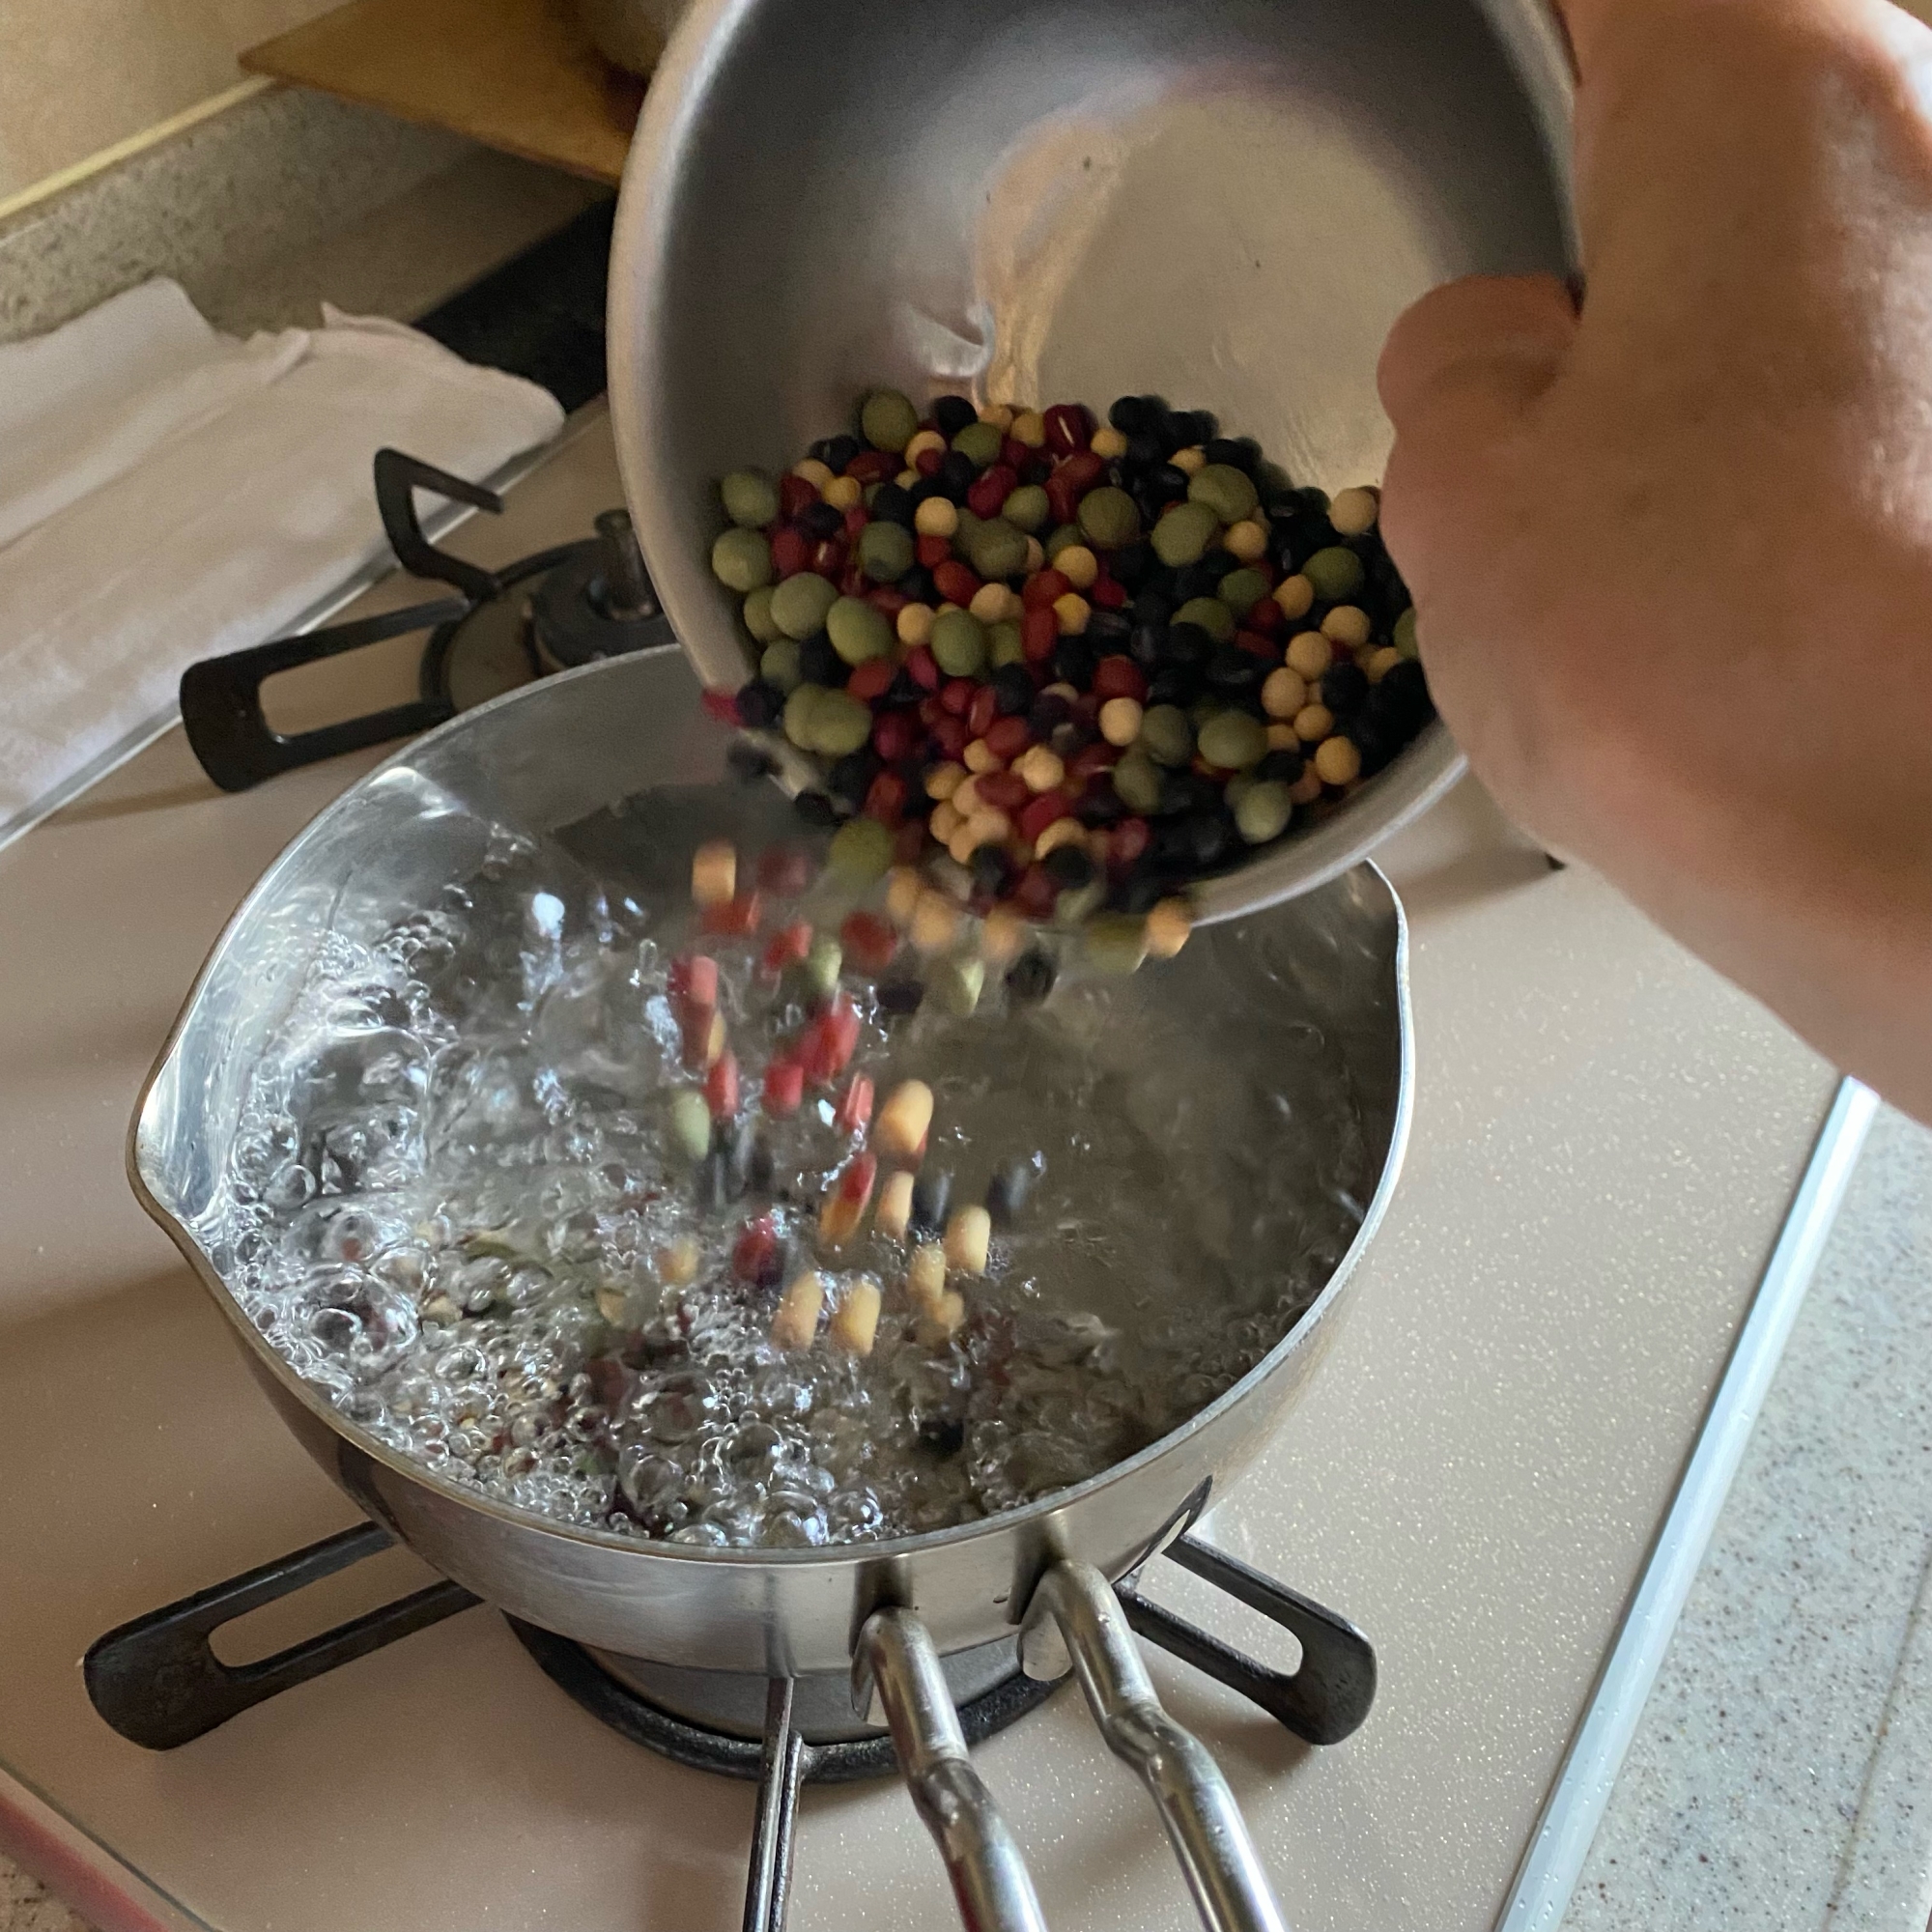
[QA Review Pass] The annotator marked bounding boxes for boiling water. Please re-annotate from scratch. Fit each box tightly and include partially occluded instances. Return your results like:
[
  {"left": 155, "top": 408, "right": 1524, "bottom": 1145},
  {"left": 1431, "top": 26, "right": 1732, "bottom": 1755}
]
[{"left": 201, "top": 782, "right": 1373, "bottom": 1548}]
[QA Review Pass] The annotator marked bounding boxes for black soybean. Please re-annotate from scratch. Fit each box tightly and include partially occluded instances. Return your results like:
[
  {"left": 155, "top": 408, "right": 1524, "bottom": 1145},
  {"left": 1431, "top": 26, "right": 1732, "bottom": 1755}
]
[
  {"left": 793, "top": 790, "right": 838, "bottom": 827},
  {"left": 797, "top": 634, "right": 839, "bottom": 685},
  {"left": 1148, "top": 664, "right": 1203, "bottom": 707},
  {"left": 971, "top": 844, "right": 1017, "bottom": 898},
  {"left": 798, "top": 501, "right": 844, "bottom": 542},
  {"left": 1162, "top": 622, "right": 1212, "bottom": 668},
  {"left": 1109, "top": 542, "right": 1152, "bottom": 590},
  {"left": 1074, "top": 781, "right": 1128, "bottom": 828},
  {"left": 1207, "top": 641, "right": 1265, "bottom": 697},
  {"left": 869, "top": 483, "right": 916, "bottom": 529},
  {"left": 899, "top": 564, "right": 937, "bottom": 605},
  {"left": 1028, "top": 692, "right": 1073, "bottom": 737},
  {"left": 1086, "top": 609, "right": 1131, "bottom": 649},
  {"left": 1131, "top": 588, "right": 1174, "bottom": 628},
  {"left": 985, "top": 1158, "right": 1037, "bottom": 1227},
  {"left": 1124, "top": 433, "right": 1165, "bottom": 471},
  {"left": 1204, "top": 436, "right": 1259, "bottom": 473},
  {"left": 931, "top": 396, "right": 977, "bottom": 438},
  {"left": 991, "top": 665, "right": 1035, "bottom": 716},
  {"left": 938, "top": 450, "right": 977, "bottom": 498},
  {"left": 1005, "top": 950, "right": 1057, "bottom": 1004},
  {"left": 876, "top": 977, "right": 925, "bottom": 1016},
  {"left": 1350, "top": 714, "right": 1401, "bottom": 776},
  {"left": 1108, "top": 394, "right": 1153, "bottom": 435},
  {"left": 827, "top": 752, "right": 878, "bottom": 810},
  {"left": 911, "top": 1168, "right": 953, "bottom": 1233},
  {"left": 1041, "top": 845, "right": 1096, "bottom": 891},
  {"left": 1169, "top": 409, "right": 1218, "bottom": 446},
  {"left": 732, "top": 679, "right": 783, "bottom": 729},
  {"left": 1257, "top": 747, "right": 1306, "bottom": 785},
  {"left": 917, "top": 1414, "right": 966, "bottom": 1459},
  {"left": 1321, "top": 663, "right": 1370, "bottom": 715},
  {"left": 1052, "top": 638, "right": 1098, "bottom": 687},
  {"left": 1129, "top": 623, "right": 1168, "bottom": 668},
  {"left": 823, "top": 434, "right": 860, "bottom": 472}
]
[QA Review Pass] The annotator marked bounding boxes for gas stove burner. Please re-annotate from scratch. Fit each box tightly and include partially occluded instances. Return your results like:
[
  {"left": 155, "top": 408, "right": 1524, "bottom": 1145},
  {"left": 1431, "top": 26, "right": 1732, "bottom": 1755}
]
[
  {"left": 180, "top": 448, "right": 677, "bottom": 794},
  {"left": 82, "top": 1517, "right": 1373, "bottom": 1932},
  {"left": 505, "top": 1617, "right": 1058, "bottom": 1782}
]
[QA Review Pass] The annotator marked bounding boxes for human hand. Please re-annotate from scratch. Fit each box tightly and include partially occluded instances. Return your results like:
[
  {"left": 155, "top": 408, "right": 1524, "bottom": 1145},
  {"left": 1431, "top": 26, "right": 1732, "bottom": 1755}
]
[{"left": 1377, "top": 0, "right": 1932, "bottom": 1119}]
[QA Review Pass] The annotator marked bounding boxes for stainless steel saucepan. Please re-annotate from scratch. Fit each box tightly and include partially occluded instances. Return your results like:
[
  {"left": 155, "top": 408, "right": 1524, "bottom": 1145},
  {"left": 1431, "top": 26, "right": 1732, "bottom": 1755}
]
[
  {"left": 132, "top": 646, "right": 1408, "bottom": 1932},
  {"left": 606, "top": 0, "right": 1575, "bottom": 922}
]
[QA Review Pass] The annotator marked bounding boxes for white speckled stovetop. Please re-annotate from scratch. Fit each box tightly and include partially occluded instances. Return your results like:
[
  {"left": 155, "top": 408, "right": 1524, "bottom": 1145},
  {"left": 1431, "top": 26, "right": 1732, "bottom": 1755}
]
[{"left": 1567, "top": 1102, "right": 1932, "bottom": 1932}]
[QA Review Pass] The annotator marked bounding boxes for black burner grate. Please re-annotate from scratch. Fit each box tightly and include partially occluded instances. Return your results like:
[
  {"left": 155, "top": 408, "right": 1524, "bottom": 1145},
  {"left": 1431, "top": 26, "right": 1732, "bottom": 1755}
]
[{"left": 84, "top": 1515, "right": 1374, "bottom": 1932}]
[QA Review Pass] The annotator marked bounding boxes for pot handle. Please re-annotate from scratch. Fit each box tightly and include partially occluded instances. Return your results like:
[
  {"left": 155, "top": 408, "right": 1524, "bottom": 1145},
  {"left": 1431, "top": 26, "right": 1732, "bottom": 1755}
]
[
  {"left": 853, "top": 1607, "right": 1047, "bottom": 1932},
  {"left": 1036, "top": 1560, "right": 1288, "bottom": 1932}
]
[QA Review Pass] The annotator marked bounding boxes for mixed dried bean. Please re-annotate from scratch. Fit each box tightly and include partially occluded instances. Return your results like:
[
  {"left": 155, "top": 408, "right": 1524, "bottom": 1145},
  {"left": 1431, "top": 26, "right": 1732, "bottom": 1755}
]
[{"left": 707, "top": 389, "right": 1435, "bottom": 945}]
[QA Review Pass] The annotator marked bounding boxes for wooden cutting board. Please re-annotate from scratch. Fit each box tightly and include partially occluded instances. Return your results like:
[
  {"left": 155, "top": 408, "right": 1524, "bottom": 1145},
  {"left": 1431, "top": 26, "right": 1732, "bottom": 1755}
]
[{"left": 242, "top": 0, "right": 642, "bottom": 185}]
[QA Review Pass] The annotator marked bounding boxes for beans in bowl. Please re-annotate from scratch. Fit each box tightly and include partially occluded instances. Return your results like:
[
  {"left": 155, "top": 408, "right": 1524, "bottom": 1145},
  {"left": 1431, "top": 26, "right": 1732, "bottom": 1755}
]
[{"left": 707, "top": 391, "right": 1434, "bottom": 941}]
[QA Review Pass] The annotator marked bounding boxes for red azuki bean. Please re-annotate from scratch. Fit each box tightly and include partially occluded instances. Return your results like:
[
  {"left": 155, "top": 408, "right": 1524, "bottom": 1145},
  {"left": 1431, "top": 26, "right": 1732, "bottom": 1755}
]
[
  {"left": 871, "top": 709, "right": 918, "bottom": 762},
  {"left": 905, "top": 646, "right": 941, "bottom": 691},
  {"left": 1012, "top": 864, "right": 1060, "bottom": 917},
  {"left": 867, "top": 586, "right": 910, "bottom": 617},
  {"left": 1022, "top": 569, "right": 1070, "bottom": 611},
  {"left": 1021, "top": 609, "right": 1058, "bottom": 663},
  {"left": 1066, "top": 741, "right": 1119, "bottom": 783},
  {"left": 810, "top": 536, "right": 846, "bottom": 577},
  {"left": 928, "top": 715, "right": 970, "bottom": 760},
  {"left": 842, "top": 505, "right": 870, "bottom": 540},
  {"left": 966, "top": 465, "right": 1017, "bottom": 519},
  {"left": 893, "top": 820, "right": 927, "bottom": 866},
  {"left": 984, "top": 715, "right": 1033, "bottom": 760},
  {"left": 864, "top": 772, "right": 906, "bottom": 827},
  {"left": 1058, "top": 449, "right": 1105, "bottom": 494},
  {"left": 1016, "top": 790, "right": 1072, "bottom": 843},
  {"left": 968, "top": 684, "right": 999, "bottom": 738},
  {"left": 848, "top": 658, "right": 897, "bottom": 701},
  {"left": 1042, "top": 403, "right": 1093, "bottom": 456},
  {"left": 840, "top": 912, "right": 897, "bottom": 973},
  {"left": 1243, "top": 598, "right": 1282, "bottom": 637},
  {"left": 780, "top": 475, "right": 817, "bottom": 519},
  {"left": 838, "top": 563, "right": 867, "bottom": 597},
  {"left": 977, "top": 770, "right": 1028, "bottom": 811},
  {"left": 762, "top": 1060, "right": 804, "bottom": 1118},
  {"left": 1090, "top": 574, "right": 1127, "bottom": 611},
  {"left": 932, "top": 559, "right": 980, "bottom": 607},
  {"left": 939, "top": 678, "right": 976, "bottom": 718},
  {"left": 1044, "top": 470, "right": 1082, "bottom": 528},
  {"left": 1110, "top": 817, "right": 1151, "bottom": 870},
  {"left": 1000, "top": 437, "right": 1029, "bottom": 471},
  {"left": 770, "top": 527, "right": 810, "bottom": 577},
  {"left": 845, "top": 449, "right": 896, "bottom": 484},
  {"left": 1235, "top": 630, "right": 1279, "bottom": 661},
  {"left": 916, "top": 534, "right": 952, "bottom": 570},
  {"left": 915, "top": 447, "right": 944, "bottom": 477},
  {"left": 1092, "top": 656, "right": 1147, "bottom": 702},
  {"left": 701, "top": 688, "right": 740, "bottom": 726}
]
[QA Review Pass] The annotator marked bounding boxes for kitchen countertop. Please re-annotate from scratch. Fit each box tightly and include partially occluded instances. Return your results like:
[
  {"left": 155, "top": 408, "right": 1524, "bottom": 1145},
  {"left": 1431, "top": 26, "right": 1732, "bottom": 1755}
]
[{"left": 1567, "top": 1099, "right": 1932, "bottom": 1932}]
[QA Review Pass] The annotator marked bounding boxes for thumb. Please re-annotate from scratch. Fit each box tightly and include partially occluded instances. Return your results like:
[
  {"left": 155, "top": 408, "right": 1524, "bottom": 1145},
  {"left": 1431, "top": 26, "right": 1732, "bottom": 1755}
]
[{"left": 1376, "top": 271, "right": 1579, "bottom": 582}]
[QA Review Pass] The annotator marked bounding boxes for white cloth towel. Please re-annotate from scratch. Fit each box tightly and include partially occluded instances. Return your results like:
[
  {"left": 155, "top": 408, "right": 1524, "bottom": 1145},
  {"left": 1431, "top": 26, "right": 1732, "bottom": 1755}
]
[{"left": 0, "top": 277, "right": 565, "bottom": 843}]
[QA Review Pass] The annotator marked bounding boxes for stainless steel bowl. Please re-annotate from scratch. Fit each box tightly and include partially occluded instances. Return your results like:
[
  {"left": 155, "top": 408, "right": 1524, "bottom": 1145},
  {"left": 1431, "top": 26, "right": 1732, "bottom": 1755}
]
[{"left": 608, "top": 0, "right": 1575, "bottom": 919}]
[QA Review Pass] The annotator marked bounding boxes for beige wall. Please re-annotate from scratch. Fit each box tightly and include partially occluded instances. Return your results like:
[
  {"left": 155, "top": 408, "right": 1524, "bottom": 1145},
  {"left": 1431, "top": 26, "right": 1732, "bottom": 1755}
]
[{"left": 0, "top": 0, "right": 337, "bottom": 203}]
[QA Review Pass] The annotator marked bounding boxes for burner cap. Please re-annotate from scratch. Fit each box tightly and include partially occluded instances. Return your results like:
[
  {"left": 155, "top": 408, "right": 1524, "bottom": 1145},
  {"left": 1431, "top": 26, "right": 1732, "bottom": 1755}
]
[{"left": 531, "top": 510, "right": 677, "bottom": 671}]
